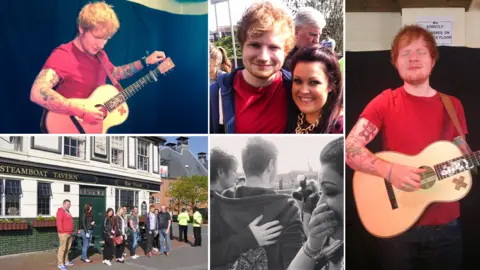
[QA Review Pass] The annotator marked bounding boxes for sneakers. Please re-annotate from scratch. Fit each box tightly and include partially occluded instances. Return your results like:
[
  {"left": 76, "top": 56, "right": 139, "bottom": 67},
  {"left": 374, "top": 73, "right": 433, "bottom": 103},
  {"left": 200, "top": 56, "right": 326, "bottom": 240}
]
[
  {"left": 165, "top": 252, "right": 170, "bottom": 257},
  {"left": 81, "top": 259, "right": 92, "bottom": 263},
  {"left": 57, "top": 265, "right": 66, "bottom": 270},
  {"left": 64, "top": 262, "right": 74, "bottom": 267},
  {"left": 103, "top": 260, "right": 112, "bottom": 266},
  {"left": 131, "top": 255, "right": 139, "bottom": 259}
]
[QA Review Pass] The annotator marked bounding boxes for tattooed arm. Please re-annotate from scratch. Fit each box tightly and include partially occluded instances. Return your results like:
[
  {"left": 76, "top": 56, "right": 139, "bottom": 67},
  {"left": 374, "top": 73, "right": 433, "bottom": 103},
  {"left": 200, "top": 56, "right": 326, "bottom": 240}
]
[
  {"left": 30, "top": 69, "right": 84, "bottom": 117},
  {"left": 111, "top": 61, "right": 144, "bottom": 81},
  {"left": 345, "top": 118, "right": 391, "bottom": 179}
]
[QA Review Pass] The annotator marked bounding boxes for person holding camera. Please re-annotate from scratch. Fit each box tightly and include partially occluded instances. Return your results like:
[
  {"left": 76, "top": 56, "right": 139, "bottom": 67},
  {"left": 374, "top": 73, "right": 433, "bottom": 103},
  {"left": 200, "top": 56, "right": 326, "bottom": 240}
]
[
  {"left": 288, "top": 137, "right": 344, "bottom": 270},
  {"left": 292, "top": 175, "right": 320, "bottom": 237}
]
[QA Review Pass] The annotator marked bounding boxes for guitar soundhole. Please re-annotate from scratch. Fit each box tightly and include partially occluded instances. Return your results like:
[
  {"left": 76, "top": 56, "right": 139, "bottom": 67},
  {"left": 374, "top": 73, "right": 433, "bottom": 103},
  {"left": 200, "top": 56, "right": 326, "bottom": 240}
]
[
  {"left": 419, "top": 166, "right": 437, "bottom": 189},
  {"left": 95, "top": 104, "right": 108, "bottom": 120}
]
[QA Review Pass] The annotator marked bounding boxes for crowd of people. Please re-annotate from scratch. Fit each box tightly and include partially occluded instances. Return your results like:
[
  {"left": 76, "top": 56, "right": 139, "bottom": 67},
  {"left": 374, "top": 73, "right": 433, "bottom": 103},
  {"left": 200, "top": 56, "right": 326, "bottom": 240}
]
[{"left": 55, "top": 200, "right": 203, "bottom": 269}]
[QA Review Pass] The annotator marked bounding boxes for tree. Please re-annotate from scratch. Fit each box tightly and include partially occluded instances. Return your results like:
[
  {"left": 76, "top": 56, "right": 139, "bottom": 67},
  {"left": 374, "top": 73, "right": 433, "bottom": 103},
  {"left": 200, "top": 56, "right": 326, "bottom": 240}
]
[
  {"left": 282, "top": 0, "right": 344, "bottom": 56},
  {"left": 213, "top": 34, "right": 242, "bottom": 59},
  {"left": 167, "top": 175, "right": 208, "bottom": 212}
]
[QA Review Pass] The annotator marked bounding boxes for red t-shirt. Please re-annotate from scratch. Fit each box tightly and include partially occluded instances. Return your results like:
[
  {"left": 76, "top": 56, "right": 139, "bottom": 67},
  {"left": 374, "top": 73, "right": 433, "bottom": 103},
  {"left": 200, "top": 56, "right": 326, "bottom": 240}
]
[
  {"left": 42, "top": 41, "right": 115, "bottom": 99},
  {"left": 234, "top": 71, "right": 287, "bottom": 133},
  {"left": 360, "top": 86, "right": 468, "bottom": 226}
]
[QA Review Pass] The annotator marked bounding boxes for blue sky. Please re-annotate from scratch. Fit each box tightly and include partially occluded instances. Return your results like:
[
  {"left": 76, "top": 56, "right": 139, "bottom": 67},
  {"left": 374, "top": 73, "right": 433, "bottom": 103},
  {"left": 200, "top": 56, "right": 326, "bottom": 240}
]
[{"left": 164, "top": 136, "right": 208, "bottom": 155}]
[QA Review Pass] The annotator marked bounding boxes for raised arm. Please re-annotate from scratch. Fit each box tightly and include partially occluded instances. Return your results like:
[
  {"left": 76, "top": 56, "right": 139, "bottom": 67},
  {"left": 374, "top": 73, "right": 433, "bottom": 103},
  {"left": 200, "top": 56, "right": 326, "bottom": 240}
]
[
  {"left": 345, "top": 117, "right": 391, "bottom": 178},
  {"left": 30, "top": 69, "right": 83, "bottom": 117},
  {"left": 111, "top": 61, "right": 144, "bottom": 81},
  {"left": 112, "top": 51, "right": 166, "bottom": 81}
]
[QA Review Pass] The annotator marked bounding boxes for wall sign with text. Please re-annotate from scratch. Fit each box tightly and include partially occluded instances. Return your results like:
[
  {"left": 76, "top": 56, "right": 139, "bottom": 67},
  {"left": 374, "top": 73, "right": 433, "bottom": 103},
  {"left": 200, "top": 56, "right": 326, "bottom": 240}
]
[{"left": 416, "top": 18, "right": 453, "bottom": 46}]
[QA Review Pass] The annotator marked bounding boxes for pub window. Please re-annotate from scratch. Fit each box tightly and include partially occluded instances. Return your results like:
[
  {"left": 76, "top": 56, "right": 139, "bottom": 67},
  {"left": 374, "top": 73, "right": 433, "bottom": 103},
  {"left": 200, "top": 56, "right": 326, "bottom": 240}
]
[
  {"left": 1, "top": 179, "right": 22, "bottom": 216},
  {"left": 154, "top": 197, "right": 161, "bottom": 203},
  {"left": 64, "top": 184, "right": 70, "bottom": 192},
  {"left": 80, "top": 186, "right": 105, "bottom": 196},
  {"left": 64, "top": 136, "right": 86, "bottom": 159},
  {"left": 116, "top": 189, "right": 138, "bottom": 214},
  {"left": 111, "top": 136, "right": 124, "bottom": 166},
  {"left": 37, "top": 182, "right": 52, "bottom": 216},
  {"left": 137, "top": 140, "right": 150, "bottom": 172}
]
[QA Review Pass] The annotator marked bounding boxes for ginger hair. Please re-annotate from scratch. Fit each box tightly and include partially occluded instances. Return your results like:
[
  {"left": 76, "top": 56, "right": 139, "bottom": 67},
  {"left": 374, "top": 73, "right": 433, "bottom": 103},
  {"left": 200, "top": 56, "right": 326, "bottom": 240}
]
[
  {"left": 236, "top": 2, "right": 294, "bottom": 55},
  {"left": 77, "top": 1, "right": 120, "bottom": 38}
]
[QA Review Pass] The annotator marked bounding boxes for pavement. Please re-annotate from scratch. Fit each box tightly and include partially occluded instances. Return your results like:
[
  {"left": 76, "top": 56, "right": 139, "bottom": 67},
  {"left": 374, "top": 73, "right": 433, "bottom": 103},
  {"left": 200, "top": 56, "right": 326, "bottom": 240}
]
[{"left": 0, "top": 224, "right": 208, "bottom": 270}]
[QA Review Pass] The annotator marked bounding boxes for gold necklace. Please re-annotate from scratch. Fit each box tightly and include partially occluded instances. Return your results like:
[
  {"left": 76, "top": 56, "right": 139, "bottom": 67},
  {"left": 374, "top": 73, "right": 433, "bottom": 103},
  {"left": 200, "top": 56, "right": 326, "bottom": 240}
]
[{"left": 295, "top": 113, "right": 320, "bottom": 134}]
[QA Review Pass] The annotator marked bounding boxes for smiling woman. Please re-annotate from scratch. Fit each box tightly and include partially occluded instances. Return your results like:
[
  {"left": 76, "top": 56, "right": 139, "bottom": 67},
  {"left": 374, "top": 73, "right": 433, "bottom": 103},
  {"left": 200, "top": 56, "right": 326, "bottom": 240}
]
[{"left": 288, "top": 46, "right": 344, "bottom": 134}]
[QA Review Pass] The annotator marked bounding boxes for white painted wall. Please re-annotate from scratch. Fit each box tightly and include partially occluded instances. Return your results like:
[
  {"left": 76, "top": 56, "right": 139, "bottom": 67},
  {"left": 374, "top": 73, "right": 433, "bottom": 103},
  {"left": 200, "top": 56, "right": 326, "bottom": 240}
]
[
  {"left": 346, "top": 1, "right": 480, "bottom": 51},
  {"left": 0, "top": 136, "right": 161, "bottom": 184}
]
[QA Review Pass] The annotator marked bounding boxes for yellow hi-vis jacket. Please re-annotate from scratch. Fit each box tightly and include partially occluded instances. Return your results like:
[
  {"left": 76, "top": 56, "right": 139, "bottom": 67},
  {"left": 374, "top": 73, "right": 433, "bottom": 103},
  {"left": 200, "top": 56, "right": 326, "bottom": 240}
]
[
  {"left": 178, "top": 211, "right": 189, "bottom": 226},
  {"left": 193, "top": 211, "right": 202, "bottom": 227}
]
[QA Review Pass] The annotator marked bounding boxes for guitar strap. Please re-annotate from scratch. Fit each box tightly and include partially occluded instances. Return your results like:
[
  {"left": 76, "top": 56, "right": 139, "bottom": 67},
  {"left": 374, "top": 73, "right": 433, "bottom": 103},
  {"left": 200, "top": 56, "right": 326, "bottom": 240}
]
[
  {"left": 438, "top": 93, "right": 467, "bottom": 144},
  {"left": 97, "top": 54, "right": 125, "bottom": 92},
  {"left": 439, "top": 92, "right": 478, "bottom": 174}
]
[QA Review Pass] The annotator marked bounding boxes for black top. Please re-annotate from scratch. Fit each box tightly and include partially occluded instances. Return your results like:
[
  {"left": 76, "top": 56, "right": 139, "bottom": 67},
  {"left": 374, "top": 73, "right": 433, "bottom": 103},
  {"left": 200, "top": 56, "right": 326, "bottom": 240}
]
[
  {"left": 102, "top": 217, "right": 113, "bottom": 236},
  {"left": 82, "top": 214, "right": 94, "bottom": 231},
  {"left": 157, "top": 212, "right": 171, "bottom": 229}
]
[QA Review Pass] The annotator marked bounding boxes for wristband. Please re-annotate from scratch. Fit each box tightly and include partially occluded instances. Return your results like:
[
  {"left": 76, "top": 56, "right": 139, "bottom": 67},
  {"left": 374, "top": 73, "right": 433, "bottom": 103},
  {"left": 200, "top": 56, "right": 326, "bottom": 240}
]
[
  {"left": 141, "top": 56, "right": 148, "bottom": 67},
  {"left": 303, "top": 242, "right": 326, "bottom": 262}
]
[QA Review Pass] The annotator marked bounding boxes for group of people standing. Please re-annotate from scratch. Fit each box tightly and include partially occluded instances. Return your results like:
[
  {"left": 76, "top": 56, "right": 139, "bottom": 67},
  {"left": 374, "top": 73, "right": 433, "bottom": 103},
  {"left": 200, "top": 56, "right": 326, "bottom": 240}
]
[
  {"left": 55, "top": 200, "right": 203, "bottom": 269},
  {"left": 209, "top": 2, "right": 343, "bottom": 134}
]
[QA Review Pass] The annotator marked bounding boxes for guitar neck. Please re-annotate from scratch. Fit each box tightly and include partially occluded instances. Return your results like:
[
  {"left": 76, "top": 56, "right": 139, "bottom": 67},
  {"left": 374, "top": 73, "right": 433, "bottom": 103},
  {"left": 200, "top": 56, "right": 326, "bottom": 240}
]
[
  {"left": 435, "top": 150, "right": 480, "bottom": 180},
  {"left": 104, "top": 68, "right": 162, "bottom": 112}
]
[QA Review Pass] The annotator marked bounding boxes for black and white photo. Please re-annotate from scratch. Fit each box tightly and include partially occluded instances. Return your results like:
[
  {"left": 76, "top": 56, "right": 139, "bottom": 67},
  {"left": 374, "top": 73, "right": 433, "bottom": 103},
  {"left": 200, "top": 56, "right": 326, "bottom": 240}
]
[{"left": 210, "top": 135, "right": 344, "bottom": 269}]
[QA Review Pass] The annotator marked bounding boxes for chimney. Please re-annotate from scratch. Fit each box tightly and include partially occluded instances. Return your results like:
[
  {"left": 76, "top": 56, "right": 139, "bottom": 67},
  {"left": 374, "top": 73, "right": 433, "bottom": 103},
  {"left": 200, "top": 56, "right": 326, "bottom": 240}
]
[
  {"left": 176, "top": 136, "right": 189, "bottom": 152},
  {"left": 165, "top": 142, "right": 176, "bottom": 150},
  {"left": 197, "top": 152, "right": 207, "bottom": 163}
]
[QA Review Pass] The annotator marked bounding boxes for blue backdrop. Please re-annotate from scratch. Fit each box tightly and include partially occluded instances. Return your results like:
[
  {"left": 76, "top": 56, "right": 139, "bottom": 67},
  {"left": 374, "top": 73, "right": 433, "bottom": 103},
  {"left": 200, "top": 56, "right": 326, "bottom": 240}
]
[{"left": 0, "top": 0, "right": 208, "bottom": 133}]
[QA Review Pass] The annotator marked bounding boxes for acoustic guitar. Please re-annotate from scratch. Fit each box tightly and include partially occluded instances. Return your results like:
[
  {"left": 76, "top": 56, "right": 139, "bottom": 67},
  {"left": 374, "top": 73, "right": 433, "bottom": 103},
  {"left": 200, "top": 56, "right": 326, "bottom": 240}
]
[
  {"left": 44, "top": 57, "right": 175, "bottom": 134},
  {"left": 352, "top": 140, "right": 479, "bottom": 238}
]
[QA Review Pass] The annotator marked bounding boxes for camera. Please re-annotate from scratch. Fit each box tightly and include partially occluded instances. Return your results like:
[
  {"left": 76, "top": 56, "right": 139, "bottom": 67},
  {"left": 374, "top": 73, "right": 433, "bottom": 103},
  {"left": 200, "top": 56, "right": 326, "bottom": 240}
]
[{"left": 292, "top": 175, "right": 317, "bottom": 202}]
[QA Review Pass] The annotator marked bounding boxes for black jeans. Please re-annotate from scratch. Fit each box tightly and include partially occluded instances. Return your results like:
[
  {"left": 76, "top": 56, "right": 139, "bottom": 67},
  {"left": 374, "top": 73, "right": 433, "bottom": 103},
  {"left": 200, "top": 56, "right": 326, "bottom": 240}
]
[
  {"left": 115, "top": 236, "right": 125, "bottom": 259},
  {"left": 179, "top": 225, "right": 188, "bottom": 242},
  {"left": 102, "top": 234, "right": 114, "bottom": 261},
  {"left": 193, "top": 227, "right": 202, "bottom": 246},
  {"left": 146, "top": 230, "right": 154, "bottom": 253},
  {"left": 377, "top": 219, "right": 462, "bottom": 270}
]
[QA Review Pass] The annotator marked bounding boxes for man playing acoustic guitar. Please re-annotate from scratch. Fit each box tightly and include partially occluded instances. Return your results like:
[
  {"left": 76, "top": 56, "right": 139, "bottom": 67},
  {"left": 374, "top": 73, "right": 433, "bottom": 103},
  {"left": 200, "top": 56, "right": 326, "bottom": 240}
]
[
  {"left": 30, "top": 2, "right": 166, "bottom": 132},
  {"left": 346, "top": 25, "right": 470, "bottom": 270}
]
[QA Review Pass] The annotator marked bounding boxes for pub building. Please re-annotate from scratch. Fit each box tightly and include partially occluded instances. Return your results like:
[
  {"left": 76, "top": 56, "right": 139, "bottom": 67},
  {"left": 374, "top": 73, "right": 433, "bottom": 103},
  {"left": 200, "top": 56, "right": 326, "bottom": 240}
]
[{"left": 0, "top": 136, "right": 164, "bottom": 256}]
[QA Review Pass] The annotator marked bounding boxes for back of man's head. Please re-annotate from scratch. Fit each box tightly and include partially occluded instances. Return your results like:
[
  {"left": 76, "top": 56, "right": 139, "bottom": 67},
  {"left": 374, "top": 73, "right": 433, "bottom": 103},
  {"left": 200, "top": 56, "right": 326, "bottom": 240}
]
[{"left": 242, "top": 137, "right": 278, "bottom": 180}]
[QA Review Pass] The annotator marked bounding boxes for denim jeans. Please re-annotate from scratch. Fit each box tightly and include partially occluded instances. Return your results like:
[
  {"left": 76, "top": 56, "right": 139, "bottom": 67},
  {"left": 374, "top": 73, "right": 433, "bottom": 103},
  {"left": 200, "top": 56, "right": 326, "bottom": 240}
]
[
  {"left": 81, "top": 229, "right": 92, "bottom": 260},
  {"left": 130, "top": 230, "right": 140, "bottom": 256},
  {"left": 159, "top": 229, "right": 171, "bottom": 253},
  {"left": 377, "top": 219, "right": 462, "bottom": 270}
]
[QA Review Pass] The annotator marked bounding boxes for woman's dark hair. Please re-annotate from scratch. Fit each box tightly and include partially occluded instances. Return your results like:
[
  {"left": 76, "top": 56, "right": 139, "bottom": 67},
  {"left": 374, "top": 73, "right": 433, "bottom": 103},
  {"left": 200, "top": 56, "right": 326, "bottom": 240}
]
[
  {"left": 320, "top": 137, "right": 344, "bottom": 177},
  {"left": 84, "top": 203, "right": 92, "bottom": 216},
  {"left": 104, "top": 208, "right": 114, "bottom": 218},
  {"left": 290, "top": 45, "right": 343, "bottom": 133}
]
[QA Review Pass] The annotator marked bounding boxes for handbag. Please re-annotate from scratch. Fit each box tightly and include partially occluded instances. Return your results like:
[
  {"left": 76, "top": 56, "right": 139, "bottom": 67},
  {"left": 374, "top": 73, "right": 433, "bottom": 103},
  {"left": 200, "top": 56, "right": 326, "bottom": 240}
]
[{"left": 112, "top": 218, "right": 123, "bottom": 245}]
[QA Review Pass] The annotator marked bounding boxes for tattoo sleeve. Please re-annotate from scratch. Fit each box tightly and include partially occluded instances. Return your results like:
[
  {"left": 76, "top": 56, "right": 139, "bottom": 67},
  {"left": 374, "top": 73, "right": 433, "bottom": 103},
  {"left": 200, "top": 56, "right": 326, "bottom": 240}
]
[
  {"left": 345, "top": 118, "right": 389, "bottom": 177},
  {"left": 30, "top": 69, "right": 79, "bottom": 116},
  {"left": 111, "top": 60, "right": 143, "bottom": 81}
]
